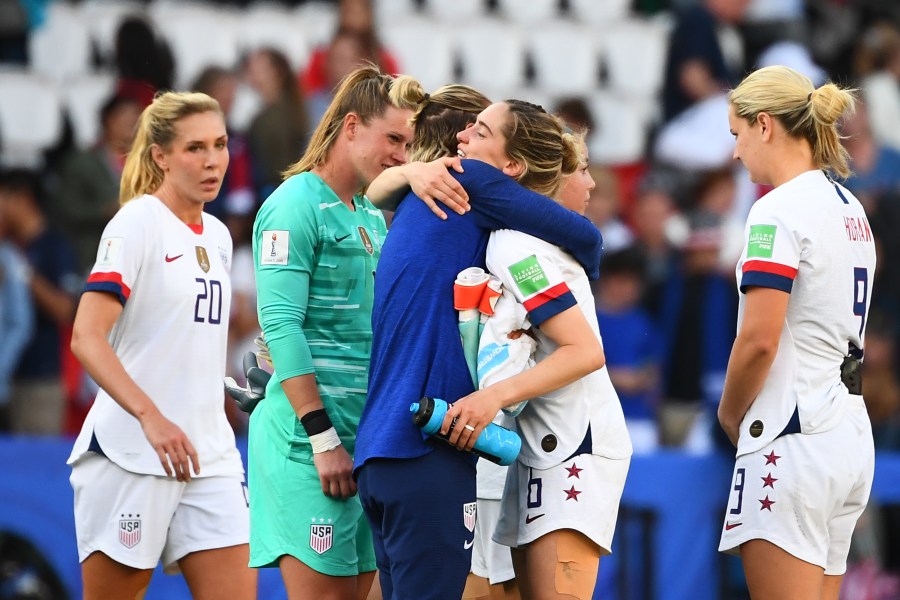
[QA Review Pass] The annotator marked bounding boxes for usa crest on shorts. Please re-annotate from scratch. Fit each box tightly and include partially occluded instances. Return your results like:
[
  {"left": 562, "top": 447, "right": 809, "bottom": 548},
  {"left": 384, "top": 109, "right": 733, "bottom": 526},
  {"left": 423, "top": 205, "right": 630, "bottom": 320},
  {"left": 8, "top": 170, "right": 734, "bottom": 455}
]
[
  {"left": 310, "top": 523, "right": 333, "bottom": 554},
  {"left": 119, "top": 514, "right": 141, "bottom": 548},
  {"left": 463, "top": 502, "right": 477, "bottom": 532}
]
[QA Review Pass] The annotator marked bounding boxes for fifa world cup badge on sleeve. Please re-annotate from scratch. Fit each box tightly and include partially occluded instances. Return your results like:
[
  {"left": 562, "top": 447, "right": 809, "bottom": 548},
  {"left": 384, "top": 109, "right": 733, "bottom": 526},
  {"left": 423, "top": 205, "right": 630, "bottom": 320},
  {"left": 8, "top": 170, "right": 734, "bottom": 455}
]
[
  {"left": 196, "top": 246, "right": 210, "bottom": 273},
  {"left": 261, "top": 230, "right": 289, "bottom": 265},
  {"left": 97, "top": 237, "right": 123, "bottom": 267}
]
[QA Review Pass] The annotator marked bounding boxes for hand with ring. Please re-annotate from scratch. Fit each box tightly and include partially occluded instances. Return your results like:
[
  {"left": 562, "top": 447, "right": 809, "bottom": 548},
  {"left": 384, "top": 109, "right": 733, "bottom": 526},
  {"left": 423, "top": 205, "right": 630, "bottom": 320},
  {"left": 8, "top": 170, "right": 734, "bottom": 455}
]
[{"left": 440, "top": 388, "right": 504, "bottom": 451}]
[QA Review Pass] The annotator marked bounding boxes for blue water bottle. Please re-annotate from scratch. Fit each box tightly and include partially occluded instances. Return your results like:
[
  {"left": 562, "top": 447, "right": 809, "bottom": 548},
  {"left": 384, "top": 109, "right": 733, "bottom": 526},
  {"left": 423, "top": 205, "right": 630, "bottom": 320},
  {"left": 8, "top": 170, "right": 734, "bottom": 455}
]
[{"left": 410, "top": 396, "right": 521, "bottom": 466}]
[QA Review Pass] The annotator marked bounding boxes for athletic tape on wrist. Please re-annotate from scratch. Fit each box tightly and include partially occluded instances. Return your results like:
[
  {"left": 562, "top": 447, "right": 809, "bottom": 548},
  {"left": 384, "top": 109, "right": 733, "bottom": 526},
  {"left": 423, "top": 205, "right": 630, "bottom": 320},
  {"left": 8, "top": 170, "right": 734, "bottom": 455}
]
[{"left": 309, "top": 428, "right": 342, "bottom": 454}]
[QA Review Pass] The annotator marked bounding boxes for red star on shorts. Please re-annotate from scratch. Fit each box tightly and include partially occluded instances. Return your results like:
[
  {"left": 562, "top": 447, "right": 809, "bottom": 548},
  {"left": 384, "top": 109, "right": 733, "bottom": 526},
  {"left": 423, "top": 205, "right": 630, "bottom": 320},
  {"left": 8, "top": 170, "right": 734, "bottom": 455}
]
[
  {"left": 564, "top": 486, "right": 582, "bottom": 501},
  {"left": 761, "top": 473, "right": 778, "bottom": 488},
  {"left": 759, "top": 495, "right": 775, "bottom": 511},
  {"left": 565, "top": 462, "right": 583, "bottom": 479},
  {"left": 764, "top": 451, "right": 781, "bottom": 466}
]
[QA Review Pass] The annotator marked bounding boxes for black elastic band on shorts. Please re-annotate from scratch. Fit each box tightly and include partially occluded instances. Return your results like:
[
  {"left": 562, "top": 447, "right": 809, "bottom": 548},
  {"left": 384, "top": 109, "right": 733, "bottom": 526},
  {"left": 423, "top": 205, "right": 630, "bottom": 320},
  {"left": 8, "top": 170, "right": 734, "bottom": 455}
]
[{"left": 300, "top": 408, "right": 334, "bottom": 436}]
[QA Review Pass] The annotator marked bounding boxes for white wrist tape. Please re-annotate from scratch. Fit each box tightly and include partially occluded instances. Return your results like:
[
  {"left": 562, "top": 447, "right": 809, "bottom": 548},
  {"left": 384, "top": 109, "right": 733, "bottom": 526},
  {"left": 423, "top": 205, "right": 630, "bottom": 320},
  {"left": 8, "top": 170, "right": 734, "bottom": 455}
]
[{"left": 309, "top": 427, "right": 342, "bottom": 454}]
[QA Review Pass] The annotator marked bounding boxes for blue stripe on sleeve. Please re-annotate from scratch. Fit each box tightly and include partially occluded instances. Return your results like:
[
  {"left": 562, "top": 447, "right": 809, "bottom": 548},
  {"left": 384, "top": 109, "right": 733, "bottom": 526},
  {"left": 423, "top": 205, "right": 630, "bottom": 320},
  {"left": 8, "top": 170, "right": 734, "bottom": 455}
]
[
  {"left": 527, "top": 291, "right": 577, "bottom": 326},
  {"left": 83, "top": 281, "right": 127, "bottom": 305},
  {"left": 739, "top": 271, "right": 793, "bottom": 294}
]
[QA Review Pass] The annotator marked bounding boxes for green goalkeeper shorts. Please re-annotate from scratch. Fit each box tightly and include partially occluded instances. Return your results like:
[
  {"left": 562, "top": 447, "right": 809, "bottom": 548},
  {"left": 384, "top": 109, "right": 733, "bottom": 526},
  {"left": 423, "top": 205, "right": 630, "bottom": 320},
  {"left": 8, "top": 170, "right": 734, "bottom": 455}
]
[{"left": 247, "top": 429, "right": 375, "bottom": 576}]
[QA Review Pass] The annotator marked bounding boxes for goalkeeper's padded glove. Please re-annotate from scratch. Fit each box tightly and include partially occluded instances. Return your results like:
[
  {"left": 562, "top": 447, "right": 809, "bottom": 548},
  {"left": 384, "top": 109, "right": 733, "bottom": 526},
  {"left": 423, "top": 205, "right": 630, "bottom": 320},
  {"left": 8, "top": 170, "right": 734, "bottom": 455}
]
[
  {"left": 224, "top": 351, "right": 271, "bottom": 414},
  {"left": 254, "top": 333, "right": 273, "bottom": 368}
]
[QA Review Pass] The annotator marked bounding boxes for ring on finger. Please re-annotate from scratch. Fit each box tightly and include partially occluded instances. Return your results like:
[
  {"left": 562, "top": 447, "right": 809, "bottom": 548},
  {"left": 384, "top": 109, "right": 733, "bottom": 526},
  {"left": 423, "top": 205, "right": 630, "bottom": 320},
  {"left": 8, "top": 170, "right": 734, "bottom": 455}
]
[{"left": 464, "top": 424, "right": 476, "bottom": 432}]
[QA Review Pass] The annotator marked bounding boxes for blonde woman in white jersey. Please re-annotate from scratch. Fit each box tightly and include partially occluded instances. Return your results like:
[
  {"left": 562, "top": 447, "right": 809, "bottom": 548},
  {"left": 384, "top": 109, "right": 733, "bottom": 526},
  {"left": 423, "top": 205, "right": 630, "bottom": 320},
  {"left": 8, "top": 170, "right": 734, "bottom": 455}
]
[
  {"left": 67, "top": 92, "right": 255, "bottom": 600},
  {"left": 718, "top": 66, "right": 876, "bottom": 599}
]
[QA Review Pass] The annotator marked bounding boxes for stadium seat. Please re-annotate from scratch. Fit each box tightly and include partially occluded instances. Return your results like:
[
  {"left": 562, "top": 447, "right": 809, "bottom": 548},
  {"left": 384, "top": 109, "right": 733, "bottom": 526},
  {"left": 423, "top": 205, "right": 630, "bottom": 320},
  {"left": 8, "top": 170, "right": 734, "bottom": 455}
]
[
  {"left": 63, "top": 72, "right": 117, "bottom": 150},
  {"left": 587, "top": 91, "right": 651, "bottom": 165},
  {"left": 568, "top": 0, "right": 632, "bottom": 25},
  {"left": 28, "top": 3, "right": 93, "bottom": 83},
  {"left": 600, "top": 19, "right": 670, "bottom": 98},
  {"left": 0, "top": 70, "right": 64, "bottom": 168},
  {"left": 380, "top": 18, "right": 454, "bottom": 92},
  {"left": 77, "top": 0, "right": 145, "bottom": 63},
  {"left": 239, "top": 5, "right": 311, "bottom": 72},
  {"left": 455, "top": 19, "right": 526, "bottom": 92},
  {"left": 153, "top": 7, "right": 240, "bottom": 90},
  {"left": 293, "top": 2, "right": 339, "bottom": 48},
  {"left": 527, "top": 23, "right": 601, "bottom": 97},
  {"left": 495, "top": 0, "right": 559, "bottom": 25},
  {"left": 422, "top": 0, "right": 487, "bottom": 23},
  {"left": 373, "top": 0, "right": 421, "bottom": 28},
  {"left": 229, "top": 83, "right": 262, "bottom": 135}
]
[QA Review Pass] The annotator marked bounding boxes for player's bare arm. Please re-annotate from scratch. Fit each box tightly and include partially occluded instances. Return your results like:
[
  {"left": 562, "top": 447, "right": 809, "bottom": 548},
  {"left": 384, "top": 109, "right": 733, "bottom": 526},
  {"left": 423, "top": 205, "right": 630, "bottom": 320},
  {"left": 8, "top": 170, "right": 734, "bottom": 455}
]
[
  {"left": 717, "top": 287, "right": 790, "bottom": 445},
  {"left": 71, "top": 291, "right": 199, "bottom": 481}
]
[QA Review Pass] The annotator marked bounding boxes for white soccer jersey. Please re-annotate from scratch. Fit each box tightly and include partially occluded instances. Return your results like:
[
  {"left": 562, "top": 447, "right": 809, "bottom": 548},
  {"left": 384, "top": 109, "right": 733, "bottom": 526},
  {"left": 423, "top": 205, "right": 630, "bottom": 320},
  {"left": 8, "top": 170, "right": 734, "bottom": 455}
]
[
  {"left": 733, "top": 170, "right": 877, "bottom": 456},
  {"left": 68, "top": 195, "right": 243, "bottom": 478},
  {"left": 485, "top": 230, "right": 632, "bottom": 469}
]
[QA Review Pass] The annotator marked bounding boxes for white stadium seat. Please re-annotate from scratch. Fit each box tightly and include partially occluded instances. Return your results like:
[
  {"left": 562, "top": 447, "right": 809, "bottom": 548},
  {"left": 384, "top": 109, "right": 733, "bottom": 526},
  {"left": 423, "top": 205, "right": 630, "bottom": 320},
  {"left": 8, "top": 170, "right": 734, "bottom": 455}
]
[
  {"left": 495, "top": 0, "right": 559, "bottom": 25},
  {"left": 380, "top": 18, "right": 454, "bottom": 92},
  {"left": 0, "top": 70, "right": 64, "bottom": 168},
  {"left": 373, "top": 0, "right": 420, "bottom": 29},
  {"left": 455, "top": 19, "right": 527, "bottom": 92},
  {"left": 568, "top": 0, "right": 632, "bottom": 25},
  {"left": 63, "top": 72, "right": 117, "bottom": 150},
  {"left": 600, "top": 19, "right": 670, "bottom": 97},
  {"left": 154, "top": 8, "right": 240, "bottom": 90},
  {"left": 527, "top": 23, "right": 601, "bottom": 97},
  {"left": 422, "top": 0, "right": 487, "bottom": 23},
  {"left": 28, "top": 3, "right": 93, "bottom": 83},
  {"left": 293, "top": 2, "right": 339, "bottom": 48},
  {"left": 239, "top": 5, "right": 311, "bottom": 72},
  {"left": 587, "top": 91, "right": 651, "bottom": 165}
]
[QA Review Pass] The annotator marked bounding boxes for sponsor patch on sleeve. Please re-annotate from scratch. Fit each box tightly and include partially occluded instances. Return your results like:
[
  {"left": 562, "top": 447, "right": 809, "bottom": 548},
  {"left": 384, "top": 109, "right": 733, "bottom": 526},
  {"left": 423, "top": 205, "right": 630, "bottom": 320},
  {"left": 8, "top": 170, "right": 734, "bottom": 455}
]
[
  {"left": 96, "top": 237, "right": 124, "bottom": 268},
  {"left": 747, "top": 224, "right": 776, "bottom": 258},
  {"left": 509, "top": 255, "right": 549, "bottom": 297},
  {"left": 260, "top": 230, "right": 289, "bottom": 265}
]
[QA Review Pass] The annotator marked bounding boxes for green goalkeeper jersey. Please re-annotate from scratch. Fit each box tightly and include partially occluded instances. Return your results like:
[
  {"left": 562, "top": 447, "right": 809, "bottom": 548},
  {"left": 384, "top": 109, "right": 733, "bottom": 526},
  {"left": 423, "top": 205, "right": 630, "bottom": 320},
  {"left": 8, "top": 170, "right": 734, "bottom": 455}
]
[{"left": 251, "top": 171, "right": 386, "bottom": 463}]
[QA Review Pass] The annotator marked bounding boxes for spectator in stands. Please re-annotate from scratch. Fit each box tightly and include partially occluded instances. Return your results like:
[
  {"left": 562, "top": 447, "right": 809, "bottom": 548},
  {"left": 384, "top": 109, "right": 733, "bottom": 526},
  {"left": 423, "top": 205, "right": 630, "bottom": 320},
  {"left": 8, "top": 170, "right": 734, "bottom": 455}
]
[
  {"left": 855, "top": 22, "right": 900, "bottom": 153},
  {"left": 656, "top": 172, "right": 740, "bottom": 451},
  {"left": 595, "top": 247, "right": 662, "bottom": 453},
  {"left": 303, "top": 28, "right": 379, "bottom": 128},
  {"left": 301, "top": 0, "right": 399, "bottom": 97},
  {"left": 244, "top": 47, "right": 310, "bottom": 201},
  {"left": 0, "top": 205, "right": 33, "bottom": 432},
  {"left": 0, "top": 169, "right": 80, "bottom": 435},
  {"left": 113, "top": 15, "right": 174, "bottom": 108},
  {"left": 50, "top": 94, "right": 142, "bottom": 274},
  {"left": 630, "top": 174, "right": 680, "bottom": 319},
  {"left": 662, "top": 0, "right": 750, "bottom": 122},
  {"left": 584, "top": 166, "right": 634, "bottom": 254}
]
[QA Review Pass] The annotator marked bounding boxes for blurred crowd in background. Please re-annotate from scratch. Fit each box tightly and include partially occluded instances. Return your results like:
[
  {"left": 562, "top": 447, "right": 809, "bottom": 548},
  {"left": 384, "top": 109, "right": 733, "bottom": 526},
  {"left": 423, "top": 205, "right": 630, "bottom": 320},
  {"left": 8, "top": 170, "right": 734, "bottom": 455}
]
[{"left": 0, "top": 0, "right": 899, "bottom": 592}]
